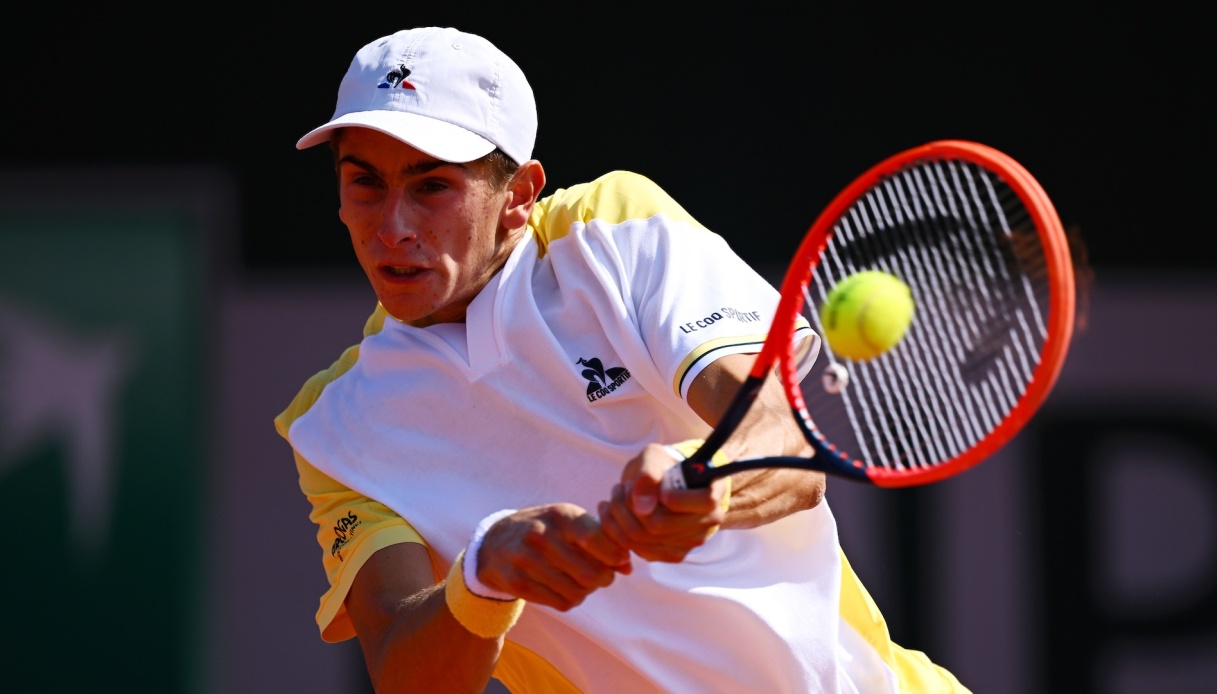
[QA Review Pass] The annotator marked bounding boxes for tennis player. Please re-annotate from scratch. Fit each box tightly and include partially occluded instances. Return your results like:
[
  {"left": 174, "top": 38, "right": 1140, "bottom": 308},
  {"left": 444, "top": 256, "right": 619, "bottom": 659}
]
[{"left": 275, "top": 26, "right": 969, "bottom": 692}]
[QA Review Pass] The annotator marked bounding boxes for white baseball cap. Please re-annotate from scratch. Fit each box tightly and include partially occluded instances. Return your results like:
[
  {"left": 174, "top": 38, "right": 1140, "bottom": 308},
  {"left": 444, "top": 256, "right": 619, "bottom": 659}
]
[{"left": 296, "top": 27, "right": 537, "bottom": 165}]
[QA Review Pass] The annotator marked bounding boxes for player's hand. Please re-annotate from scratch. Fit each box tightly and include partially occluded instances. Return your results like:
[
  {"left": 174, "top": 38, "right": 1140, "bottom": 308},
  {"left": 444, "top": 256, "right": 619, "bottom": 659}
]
[
  {"left": 597, "top": 444, "right": 729, "bottom": 563},
  {"left": 475, "top": 503, "right": 632, "bottom": 611}
]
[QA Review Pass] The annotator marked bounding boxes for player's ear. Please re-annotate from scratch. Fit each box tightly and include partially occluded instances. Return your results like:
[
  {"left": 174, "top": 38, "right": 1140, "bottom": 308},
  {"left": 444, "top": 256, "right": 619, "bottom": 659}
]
[{"left": 501, "top": 160, "right": 546, "bottom": 230}]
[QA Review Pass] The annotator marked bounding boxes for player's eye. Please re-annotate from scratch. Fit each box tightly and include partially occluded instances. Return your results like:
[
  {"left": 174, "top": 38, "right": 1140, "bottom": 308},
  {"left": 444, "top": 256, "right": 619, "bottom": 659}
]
[
  {"left": 338, "top": 168, "right": 376, "bottom": 188},
  {"left": 416, "top": 179, "right": 450, "bottom": 194}
]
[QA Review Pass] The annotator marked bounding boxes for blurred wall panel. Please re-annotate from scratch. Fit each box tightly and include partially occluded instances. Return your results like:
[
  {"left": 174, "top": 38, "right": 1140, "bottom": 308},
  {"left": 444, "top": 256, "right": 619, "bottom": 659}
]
[{"left": 0, "top": 169, "right": 233, "bottom": 693}]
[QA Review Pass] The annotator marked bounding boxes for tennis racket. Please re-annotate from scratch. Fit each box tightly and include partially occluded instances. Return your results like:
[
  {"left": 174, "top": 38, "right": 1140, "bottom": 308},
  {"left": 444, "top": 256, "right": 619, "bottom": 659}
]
[{"left": 663, "top": 140, "right": 1077, "bottom": 489}]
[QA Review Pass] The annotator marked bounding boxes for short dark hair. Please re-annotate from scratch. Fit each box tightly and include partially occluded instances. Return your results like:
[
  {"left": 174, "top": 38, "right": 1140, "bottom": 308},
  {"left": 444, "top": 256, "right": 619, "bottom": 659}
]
[{"left": 482, "top": 149, "right": 521, "bottom": 189}]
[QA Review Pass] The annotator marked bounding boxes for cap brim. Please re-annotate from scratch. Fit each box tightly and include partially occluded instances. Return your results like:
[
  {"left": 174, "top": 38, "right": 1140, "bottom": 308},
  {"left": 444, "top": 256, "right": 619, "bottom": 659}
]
[{"left": 296, "top": 110, "right": 497, "bottom": 163}]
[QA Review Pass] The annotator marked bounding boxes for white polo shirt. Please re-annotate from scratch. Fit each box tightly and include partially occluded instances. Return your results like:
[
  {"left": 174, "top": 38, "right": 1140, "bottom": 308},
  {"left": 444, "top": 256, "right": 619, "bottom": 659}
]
[{"left": 276, "top": 171, "right": 969, "bottom": 693}]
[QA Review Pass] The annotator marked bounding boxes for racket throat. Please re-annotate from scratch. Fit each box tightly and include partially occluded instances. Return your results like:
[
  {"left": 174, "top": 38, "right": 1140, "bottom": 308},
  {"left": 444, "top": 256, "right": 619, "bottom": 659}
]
[{"left": 681, "top": 373, "right": 767, "bottom": 487}]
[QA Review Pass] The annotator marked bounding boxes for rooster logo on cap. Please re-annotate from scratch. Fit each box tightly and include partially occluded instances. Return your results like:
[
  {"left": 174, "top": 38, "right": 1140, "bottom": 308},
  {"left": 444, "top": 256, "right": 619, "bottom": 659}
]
[{"left": 378, "top": 64, "right": 416, "bottom": 90}]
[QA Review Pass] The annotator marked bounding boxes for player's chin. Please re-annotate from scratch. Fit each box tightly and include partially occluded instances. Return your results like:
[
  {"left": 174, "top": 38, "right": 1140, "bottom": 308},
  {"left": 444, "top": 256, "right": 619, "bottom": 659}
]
[{"left": 373, "top": 292, "right": 438, "bottom": 325}]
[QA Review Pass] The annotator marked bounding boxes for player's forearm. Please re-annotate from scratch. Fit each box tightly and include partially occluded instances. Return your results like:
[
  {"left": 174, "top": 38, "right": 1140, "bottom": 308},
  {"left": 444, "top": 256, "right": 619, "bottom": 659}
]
[
  {"left": 720, "top": 468, "right": 824, "bottom": 529},
  {"left": 362, "top": 582, "right": 503, "bottom": 692},
  {"left": 347, "top": 543, "right": 505, "bottom": 692},
  {"left": 719, "top": 390, "right": 825, "bottom": 529}
]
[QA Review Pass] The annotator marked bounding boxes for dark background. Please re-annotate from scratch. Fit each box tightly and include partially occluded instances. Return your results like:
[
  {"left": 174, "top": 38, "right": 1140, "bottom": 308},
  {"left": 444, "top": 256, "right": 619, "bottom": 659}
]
[{"left": 4, "top": 6, "right": 1213, "bottom": 277}]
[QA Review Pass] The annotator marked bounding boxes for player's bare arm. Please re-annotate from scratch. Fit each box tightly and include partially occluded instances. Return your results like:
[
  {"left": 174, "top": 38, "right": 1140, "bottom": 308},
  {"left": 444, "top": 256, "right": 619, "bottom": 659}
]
[
  {"left": 345, "top": 505, "right": 629, "bottom": 690},
  {"left": 345, "top": 542, "right": 501, "bottom": 692},
  {"left": 689, "top": 351, "right": 825, "bottom": 529}
]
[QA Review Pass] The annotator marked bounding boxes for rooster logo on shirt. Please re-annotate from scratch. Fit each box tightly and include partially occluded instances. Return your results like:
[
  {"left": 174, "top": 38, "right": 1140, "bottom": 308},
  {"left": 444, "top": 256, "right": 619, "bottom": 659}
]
[{"left": 577, "top": 357, "right": 632, "bottom": 402}]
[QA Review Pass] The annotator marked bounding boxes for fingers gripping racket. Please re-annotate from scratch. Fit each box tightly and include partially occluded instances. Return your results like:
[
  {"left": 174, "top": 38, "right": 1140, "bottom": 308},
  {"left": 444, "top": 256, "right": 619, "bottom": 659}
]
[{"left": 664, "top": 140, "right": 1077, "bottom": 489}]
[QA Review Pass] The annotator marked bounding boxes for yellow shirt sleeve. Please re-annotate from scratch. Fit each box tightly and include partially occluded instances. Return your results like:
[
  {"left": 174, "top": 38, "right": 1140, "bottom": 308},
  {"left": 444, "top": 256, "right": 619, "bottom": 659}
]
[
  {"left": 294, "top": 452, "right": 429, "bottom": 642},
  {"left": 273, "top": 324, "right": 584, "bottom": 692},
  {"left": 274, "top": 336, "right": 433, "bottom": 643},
  {"left": 528, "top": 170, "right": 707, "bottom": 255}
]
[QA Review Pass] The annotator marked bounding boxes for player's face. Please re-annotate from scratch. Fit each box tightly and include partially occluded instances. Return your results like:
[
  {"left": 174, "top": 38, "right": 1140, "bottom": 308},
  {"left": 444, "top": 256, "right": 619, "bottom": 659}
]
[{"left": 335, "top": 128, "right": 516, "bottom": 326}]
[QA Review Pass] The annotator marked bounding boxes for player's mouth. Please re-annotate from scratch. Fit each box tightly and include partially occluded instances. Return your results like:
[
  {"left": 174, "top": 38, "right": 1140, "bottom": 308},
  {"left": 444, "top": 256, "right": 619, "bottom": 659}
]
[{"left": 379, "top": 265, "right": 430, "bottom": 282}]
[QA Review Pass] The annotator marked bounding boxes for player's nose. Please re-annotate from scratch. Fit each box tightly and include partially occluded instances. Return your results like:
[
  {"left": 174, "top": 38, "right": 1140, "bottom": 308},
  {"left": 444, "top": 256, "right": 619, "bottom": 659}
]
[{"left": 377, "top": 194, "right": 419, "bottom": 247}]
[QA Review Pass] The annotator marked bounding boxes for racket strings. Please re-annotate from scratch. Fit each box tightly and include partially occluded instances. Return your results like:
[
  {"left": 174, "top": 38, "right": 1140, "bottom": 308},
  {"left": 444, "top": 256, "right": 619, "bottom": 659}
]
[
  {"left": 961, "top": 171, "right": 1047, "bottom": 379},
  {"left": 800, "top": 158, "right": 1052, "bottom": 473},
  {"left": 866, "top": 175, "right": 977, "bottom": 464},
  {"left": 905, "top": 161, "right": 1042, "bottom": 451},
  {"left": 814, "top": 171, "right": 987, "bottom": 469},
  {"left": 854, "top": 179, "right": 977, "bottom": 468}
]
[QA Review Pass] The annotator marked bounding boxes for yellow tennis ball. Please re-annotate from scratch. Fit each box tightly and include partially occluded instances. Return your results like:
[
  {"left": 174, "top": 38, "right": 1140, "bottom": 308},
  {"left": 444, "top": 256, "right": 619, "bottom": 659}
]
[{"left": 819, "top": 271, "right": 914, "bottom": 361}]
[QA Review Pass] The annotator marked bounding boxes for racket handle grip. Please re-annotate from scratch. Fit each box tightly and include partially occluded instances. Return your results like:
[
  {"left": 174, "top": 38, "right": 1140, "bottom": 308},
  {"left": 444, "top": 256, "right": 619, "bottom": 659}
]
[{"left": 660, "top": 463, "right": 689, "bottom": 491}]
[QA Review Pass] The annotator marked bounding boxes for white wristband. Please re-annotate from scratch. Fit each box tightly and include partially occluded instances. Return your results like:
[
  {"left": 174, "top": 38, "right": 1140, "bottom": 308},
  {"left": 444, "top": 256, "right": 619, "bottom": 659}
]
[
  {"left": 463, "top": 509, "right": 518, "bottom": 600},
  {"left": 663, "top": 445, "right": 687, "bottom": 461}
]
